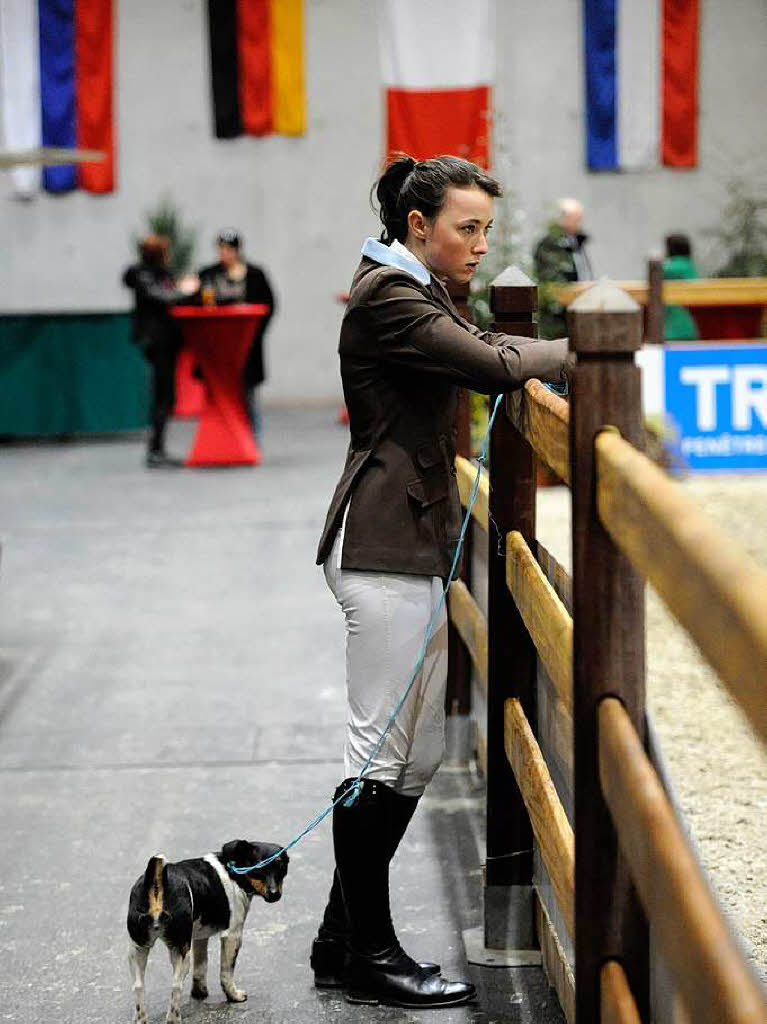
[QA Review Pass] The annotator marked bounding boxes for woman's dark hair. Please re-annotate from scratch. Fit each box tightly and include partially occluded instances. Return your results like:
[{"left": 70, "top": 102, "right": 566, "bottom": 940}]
[
  {"left": 665, "top": 233, "right": 692, "bottom": 258},
  {"left": 373, "top": 154, "right": 502, "bottom": 244},
  {"left": 140, "top": 233, "right": 169, "bottom": 267}
]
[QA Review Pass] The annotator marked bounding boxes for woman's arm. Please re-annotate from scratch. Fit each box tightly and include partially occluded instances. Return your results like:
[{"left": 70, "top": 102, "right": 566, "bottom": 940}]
[
  {"left": 130, "top": 267, "right": 189, "bottom": 306},
  {"left": 362, "top": 278, "right": 571, "bottom": 393}
]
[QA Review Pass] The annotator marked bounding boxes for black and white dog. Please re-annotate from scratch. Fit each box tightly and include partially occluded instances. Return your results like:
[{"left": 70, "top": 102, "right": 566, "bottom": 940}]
[{"left": 127, "top": 840, "right": 288, "bottom": 1024}]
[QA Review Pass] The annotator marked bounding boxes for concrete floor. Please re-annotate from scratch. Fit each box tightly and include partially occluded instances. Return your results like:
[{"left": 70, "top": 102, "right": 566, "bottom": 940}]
[{"left": 0, "top": 410, "right": 563, "bottom": 1024}]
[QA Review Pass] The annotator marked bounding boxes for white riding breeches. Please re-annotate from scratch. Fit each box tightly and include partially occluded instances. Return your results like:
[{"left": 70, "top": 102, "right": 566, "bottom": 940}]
[{"left": 324, "top": 530, "right": 448, "bottom": 798}]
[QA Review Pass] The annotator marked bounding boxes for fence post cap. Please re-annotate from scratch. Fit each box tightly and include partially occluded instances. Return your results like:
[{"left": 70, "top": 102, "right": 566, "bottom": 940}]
[
  {"left": 490, "top": 265, "right": 535, "bottom": 289},
  {"left": 568, "top": 279, "right": 643, "bottom": 354},
  {"left": 489, "top": 265, "right": 537, "bottom": 316},
  {"left": 569, "top": 278, "right": 640, "bottom": 313}
]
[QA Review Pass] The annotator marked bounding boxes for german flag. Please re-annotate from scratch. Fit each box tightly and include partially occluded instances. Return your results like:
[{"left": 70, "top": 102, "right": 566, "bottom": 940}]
[{"left": 207, "top": 0, "right": 306, "bottom": 139}]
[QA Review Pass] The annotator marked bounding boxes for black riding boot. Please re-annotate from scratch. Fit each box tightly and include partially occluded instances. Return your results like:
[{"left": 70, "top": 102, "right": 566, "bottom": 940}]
[
  {"left": 311, "top": 782, "right": 432, "bottom": 987},
  {"left": 330, "top": 778, "right": 475, "bottom": 1008}
]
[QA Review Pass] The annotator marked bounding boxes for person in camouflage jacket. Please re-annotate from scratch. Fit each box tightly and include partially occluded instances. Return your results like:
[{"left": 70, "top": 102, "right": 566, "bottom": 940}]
[{"left": 533, "top": 199, "right": 593, "bottom": 339}]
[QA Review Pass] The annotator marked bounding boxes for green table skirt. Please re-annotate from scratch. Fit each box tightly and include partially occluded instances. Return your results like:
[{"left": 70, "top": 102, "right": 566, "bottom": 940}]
[{"left": 0, "top": 312, "right": 149, "bottom": 437}]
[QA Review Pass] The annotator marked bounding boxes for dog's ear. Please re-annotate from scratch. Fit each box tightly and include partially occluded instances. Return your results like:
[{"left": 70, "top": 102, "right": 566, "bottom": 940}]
[{"left": 220, "top": 839, "right": 252, "bottom": 867}]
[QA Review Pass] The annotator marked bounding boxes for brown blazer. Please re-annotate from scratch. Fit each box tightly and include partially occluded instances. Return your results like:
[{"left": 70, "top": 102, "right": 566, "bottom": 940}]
[{"left": 316, "top": 252, "right": 570, "bottom": 578}]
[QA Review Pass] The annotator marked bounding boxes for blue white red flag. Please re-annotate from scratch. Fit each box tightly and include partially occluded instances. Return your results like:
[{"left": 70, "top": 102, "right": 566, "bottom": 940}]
[
  {"left": 0, "top": 0, "right": 115, "bottom": 196},
  {"left": 584, "top": 0, "right": 699, "bottom": 171}
]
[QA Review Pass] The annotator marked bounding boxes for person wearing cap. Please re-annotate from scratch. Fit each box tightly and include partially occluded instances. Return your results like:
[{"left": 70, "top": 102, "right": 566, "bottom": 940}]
[
  {"left": 198, "top": 230, "right": 276, "bottom": 437},
  {"left": 122, "top": 235, "right": 199, "bottom": 467}
]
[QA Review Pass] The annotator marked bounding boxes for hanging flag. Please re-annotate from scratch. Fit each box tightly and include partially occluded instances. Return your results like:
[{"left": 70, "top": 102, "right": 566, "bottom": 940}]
[
  {"left": 0, "top": 0, "right": 41, "bottom": 197},
  {"left": 0, "top": 0, "right": 115, "bottom": 194},
  {"left": 584, "top": 0, "right": 699, "bottom": 171},
  {"left": 661, "top": 0, "right": 699, "bottom": 168},
  {"left": 207, "top": 0, "right": 306, "bottom": 139},
  {"left": 376, "top": 0, "right": 494, "bottom": 167}
]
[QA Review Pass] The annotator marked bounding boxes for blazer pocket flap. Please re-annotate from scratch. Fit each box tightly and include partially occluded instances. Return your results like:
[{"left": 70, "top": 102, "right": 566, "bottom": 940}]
[{"left": 407, "top": 476, "right": 448, "bottom": 509}]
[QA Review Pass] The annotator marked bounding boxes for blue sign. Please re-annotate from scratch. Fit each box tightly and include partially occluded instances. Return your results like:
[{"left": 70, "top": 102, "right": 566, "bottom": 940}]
[{"left": 665, "top": 344, "right": 767, "bottom": 472}]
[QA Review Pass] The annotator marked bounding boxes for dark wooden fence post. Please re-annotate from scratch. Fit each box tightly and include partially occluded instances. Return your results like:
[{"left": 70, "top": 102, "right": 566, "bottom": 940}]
[
  {"left": 569, "top": 282, "right": 650, "bottom": 1020},
  {"left": 484, "top": 267, "right": 539, "bottom": 950},
  {"left": 445, "top": 280, "right": 473, "bottom": 763},
  {"left": 646, "top": 254, "right": 664, "bottom": 345}
]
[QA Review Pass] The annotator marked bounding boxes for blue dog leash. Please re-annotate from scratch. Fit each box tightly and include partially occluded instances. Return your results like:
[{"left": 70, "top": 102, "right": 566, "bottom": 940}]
[{"left": 229, "top": 394, "right": 505, "bottom": 874}]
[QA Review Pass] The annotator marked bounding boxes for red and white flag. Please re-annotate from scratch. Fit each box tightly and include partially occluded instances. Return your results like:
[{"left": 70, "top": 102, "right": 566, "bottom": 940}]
[{"left": 376, "top": 0, "right": 494, "bottom": 168}]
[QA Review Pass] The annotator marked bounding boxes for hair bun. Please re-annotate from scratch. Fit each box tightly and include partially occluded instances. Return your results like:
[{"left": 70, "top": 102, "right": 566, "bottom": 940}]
[{"left": 373, "top": 155, "right": 417, "bottom": 244}]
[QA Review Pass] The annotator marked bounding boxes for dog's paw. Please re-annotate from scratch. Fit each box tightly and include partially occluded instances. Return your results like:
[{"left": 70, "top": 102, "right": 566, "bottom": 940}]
[
  {"left": 191, "top": 980, "right": 209, "bottom": 1000},
  {"left": 225, "top": 987, "right": 248, "bottom": 1003}
]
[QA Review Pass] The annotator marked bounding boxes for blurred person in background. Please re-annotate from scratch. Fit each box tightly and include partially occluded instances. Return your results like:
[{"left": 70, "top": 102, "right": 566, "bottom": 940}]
[
  {"left": 122, "top": 235, "right": 199, "bottom": 467},
  {"left": 198, "top": 230, "right": 275, "bottom": 438},
  {"left": 663, "top": 233, "right": 701, "bottom": 341},
  {"left": 533, "top": 197, "right": 594, "bottom": 340}
]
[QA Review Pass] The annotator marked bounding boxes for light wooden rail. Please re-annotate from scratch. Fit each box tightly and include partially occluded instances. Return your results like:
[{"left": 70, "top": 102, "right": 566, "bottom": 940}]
[
  {"left": 506, "top": 379, "right": 570, "bottom": 483},
  {"left": 446, "top": 580, "right": 487, "bottom": 695},
  {"left": 598, "top": 697, "right": 767, "bottom": 1024},
  {"left": 600, "top": 962, "right": 642, "bottom": 1024},
  {"left": 596, "top": 429, "right": 767, "bottom": 746},
  {"left": 506, "top": 530, "right": 573, "bottom": 711},
  {"left": 504, "top": 698, "right": 575, "bottom": 937},
  {"left": 454, "top": 455, "right": 489, "bottom": 530},
  {"left": 554, "top": 277, "right": 767, "bottom": 308}
]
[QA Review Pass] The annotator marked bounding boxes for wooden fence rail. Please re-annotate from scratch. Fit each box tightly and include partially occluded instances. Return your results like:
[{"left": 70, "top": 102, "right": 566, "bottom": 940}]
[
  {"left": 599, "top": 697, "right": 766, "bottom": 1024},
  {"left": 506, "top": 530, "right": 572, "bottom": 711},
  {"left": 595, "top": 429, "right": 767, "bottom": 746},
  {"left": 445, "top": 269, "right": 767, "bottom": 1023},
  {"left": 507, "top": 379, "right": 570, "bottom": 483}
]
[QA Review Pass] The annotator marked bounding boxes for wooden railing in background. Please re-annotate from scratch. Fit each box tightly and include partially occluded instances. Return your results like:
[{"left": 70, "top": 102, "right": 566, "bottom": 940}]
[
  {"left": 553, "top": 275, "right": 767, "bottom": 341},
  {"left": 445, "top": 269, "right": 767, "bottom": 1023}
]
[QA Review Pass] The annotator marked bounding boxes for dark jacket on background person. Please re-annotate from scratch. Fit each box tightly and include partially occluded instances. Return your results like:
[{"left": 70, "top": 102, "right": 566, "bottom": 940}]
[
  {"left": 316, "top": 241, "right": 571, "bottom": 579},
  {"left": 122, "top": 261, "right": 186, "bottom": 352},
  {"left": 533, "top": 225, "right": 594, "bottom": 340},
  {"left": 533, "top": 225, "right": 593, "bottom": 285},
  {"left": 198, "top": 261, "right": 275, "bottom": 385}
]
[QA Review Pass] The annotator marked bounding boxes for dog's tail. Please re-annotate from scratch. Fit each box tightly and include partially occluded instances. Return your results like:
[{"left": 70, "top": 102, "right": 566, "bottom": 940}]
[{"left": 141, "top": 853, "right": 168, "bottom": 928}]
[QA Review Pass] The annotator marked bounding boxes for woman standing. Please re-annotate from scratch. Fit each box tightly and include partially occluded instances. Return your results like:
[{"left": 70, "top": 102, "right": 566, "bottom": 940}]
[
  {"left": 198, "top": 229, "right": 275, "bottom": 436},
  {"left": 122, "top": 235, "right": 199, "bottom": 467},
  {"left": 312, "top": 155, "right": 571, "bottom": 1009}
]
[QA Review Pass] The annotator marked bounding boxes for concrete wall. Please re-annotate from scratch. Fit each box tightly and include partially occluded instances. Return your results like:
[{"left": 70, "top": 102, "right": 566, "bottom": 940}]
[{"left": 1, "top": 0, "right": 765, "bottom": 401}]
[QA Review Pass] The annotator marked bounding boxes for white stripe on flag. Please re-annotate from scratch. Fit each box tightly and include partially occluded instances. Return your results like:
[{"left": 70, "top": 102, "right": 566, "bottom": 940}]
[
  {"left": 377, "top": 0, "right": 494, "bottom": 89},
  {"left": 0, "top": 0, "right": 41, "bottom": 196},
  {"left": 617, "top": 0, "right": 659, "bottom": 170}
]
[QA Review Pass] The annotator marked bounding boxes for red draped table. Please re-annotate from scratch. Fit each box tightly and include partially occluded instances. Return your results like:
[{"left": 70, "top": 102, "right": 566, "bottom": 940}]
[{"left": 170, "top": 304, "right": 268, "bottom": 467}]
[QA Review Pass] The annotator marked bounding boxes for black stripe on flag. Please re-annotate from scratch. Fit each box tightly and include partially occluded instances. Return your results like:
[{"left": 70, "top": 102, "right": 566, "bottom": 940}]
[{"left": 207, "top": 0, "right": 241, "bottom": 139}]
